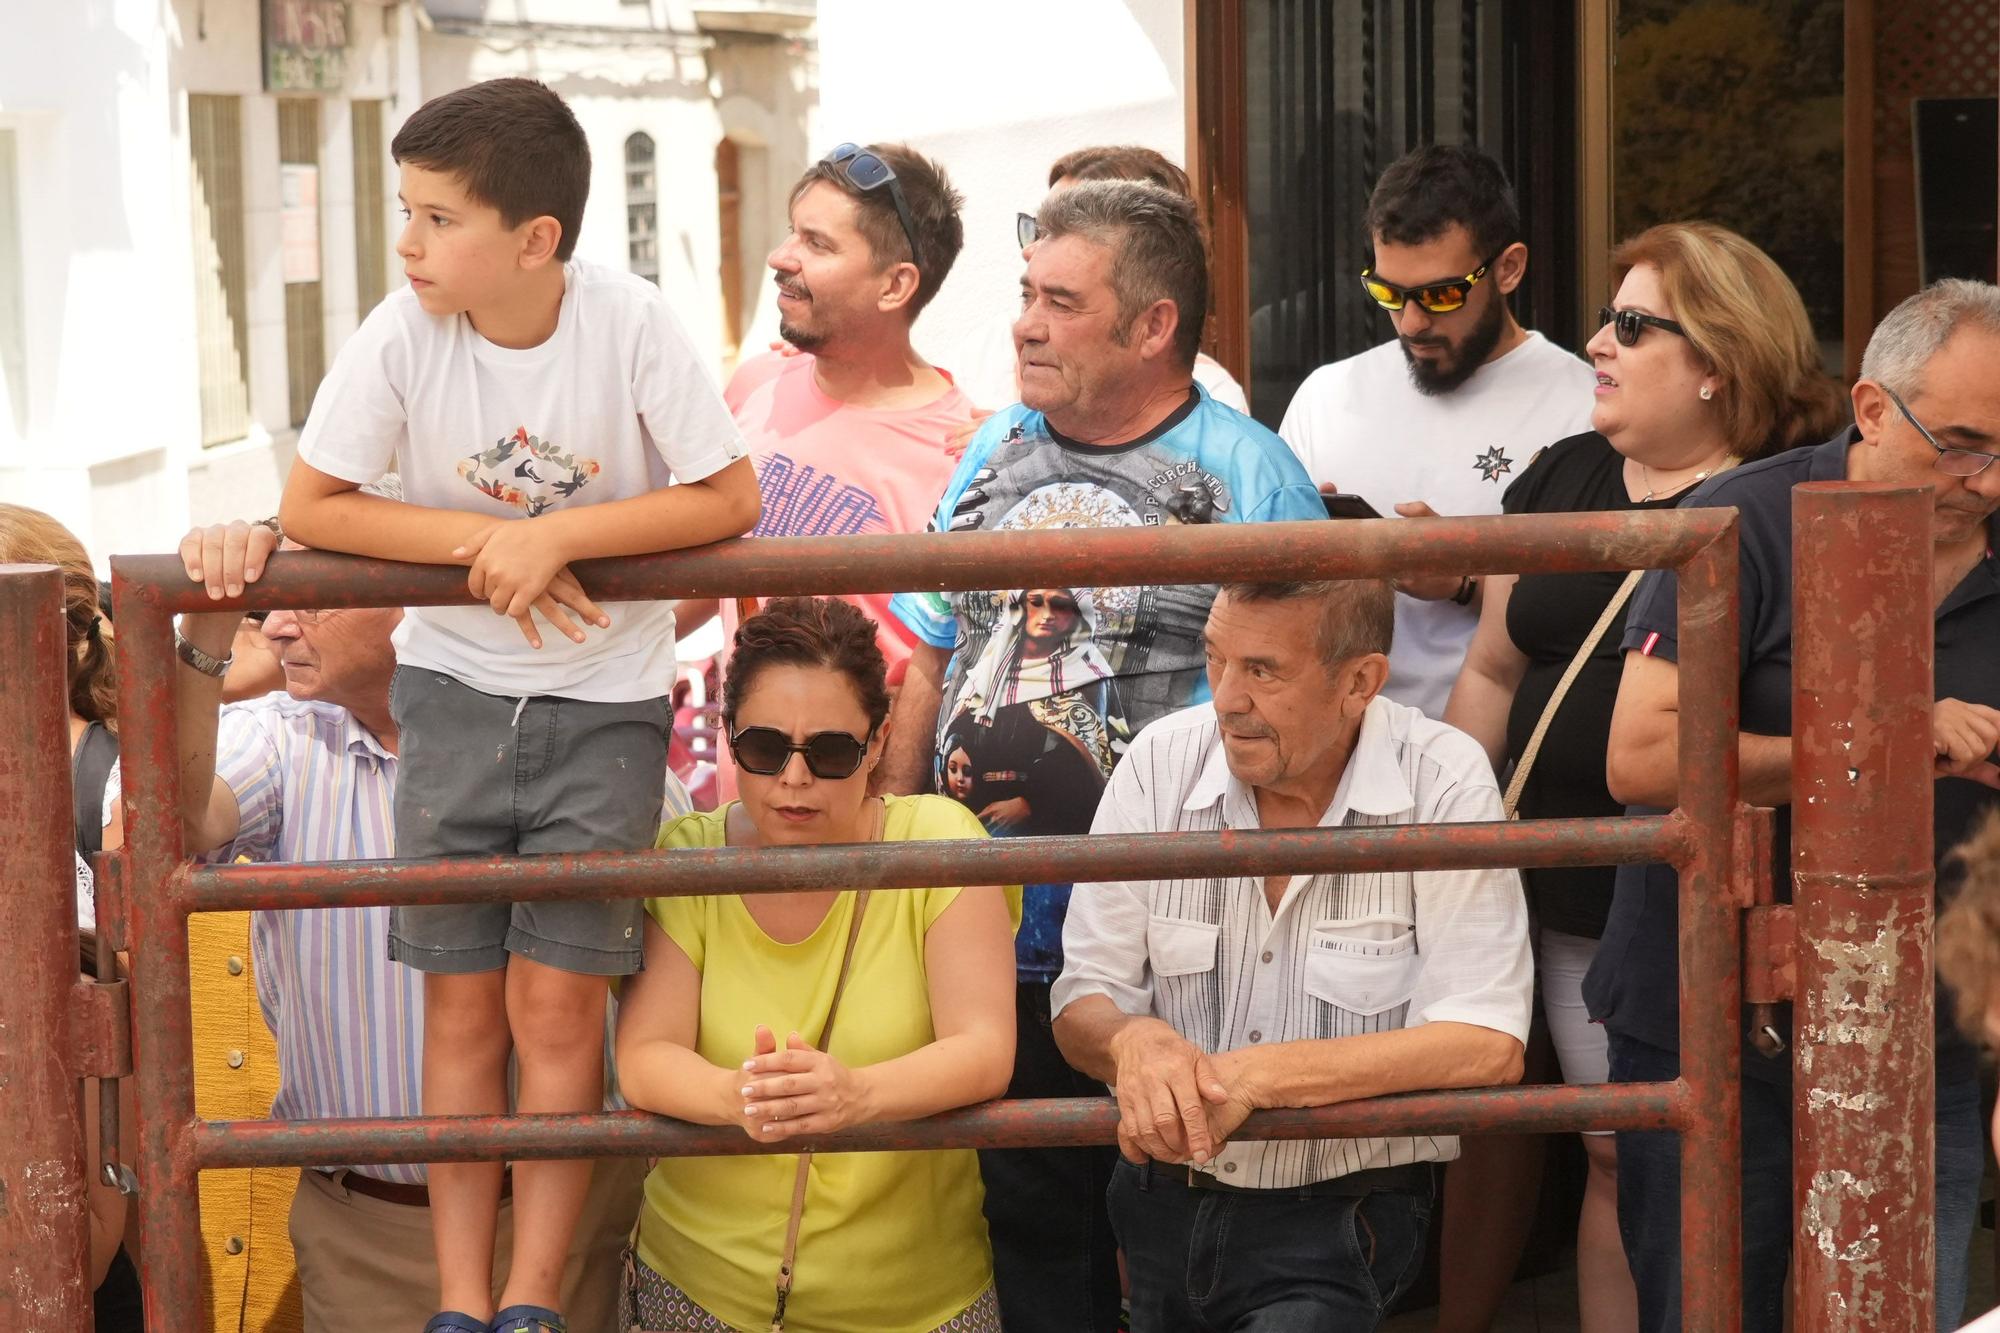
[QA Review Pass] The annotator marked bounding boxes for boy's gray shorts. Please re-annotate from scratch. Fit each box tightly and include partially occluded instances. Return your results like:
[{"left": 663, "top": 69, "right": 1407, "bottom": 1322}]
[{"left": 385, "top": 666, "right": 668, "bottom": 977}]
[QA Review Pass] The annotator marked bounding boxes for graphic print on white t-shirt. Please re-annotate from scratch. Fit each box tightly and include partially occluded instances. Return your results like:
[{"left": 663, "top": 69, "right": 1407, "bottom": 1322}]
[
  {"left": 457, "top": 427, "right": 603, "bottom": 516},
  {"left": 294, "top": 260, "right": 748, "bottom": 702},
  {"left": 1277, "top": 330, "right": 1597, "bottom": 719}
]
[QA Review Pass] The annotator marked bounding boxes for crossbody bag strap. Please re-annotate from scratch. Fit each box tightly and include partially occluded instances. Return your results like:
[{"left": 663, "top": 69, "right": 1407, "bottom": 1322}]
[
  {"left": 1503, "top": 568, "right": 1644, "bottom": 819},
  {"left": 770, "top": 885, "right": 873, "bottom": 1332}
]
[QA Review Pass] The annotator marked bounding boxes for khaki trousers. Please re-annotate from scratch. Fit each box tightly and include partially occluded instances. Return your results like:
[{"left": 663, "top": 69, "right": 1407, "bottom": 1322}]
[{"left": 290, "top": 1155, "right": 647, "bottom": 1333}]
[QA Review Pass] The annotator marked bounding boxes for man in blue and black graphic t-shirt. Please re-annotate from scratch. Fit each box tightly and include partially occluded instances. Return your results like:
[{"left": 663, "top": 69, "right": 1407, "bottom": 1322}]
[{"left": 879, "top": 178, "right": 1323, "bottom": 1333}]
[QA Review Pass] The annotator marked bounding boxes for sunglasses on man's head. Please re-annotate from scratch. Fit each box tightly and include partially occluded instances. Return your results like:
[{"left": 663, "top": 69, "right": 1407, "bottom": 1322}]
[
  {"left": 822, "top": 143, "right": 923, "bottom": 271},
  {"left": 1016, "top": 212, "right": 1039, "bottom": 249},
  {"left": 729, "top": 725, "right": 874, "bottom": 779},
  {"left": 1360, "top": 249, "right": 1506, "bottom": 314},
  {"left": 1599, "top": 305, "right": 1688, "bottom": 348}
]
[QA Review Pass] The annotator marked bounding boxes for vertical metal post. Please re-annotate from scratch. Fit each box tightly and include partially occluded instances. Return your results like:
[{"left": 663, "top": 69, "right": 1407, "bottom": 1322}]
[
  {"left": 1792, "top": 482, "right": 1936, "bottom": 1330},
  {"left": 0, "top": 565, "right": 93, "bottom": 1329},
  {"left": 1676, "top": 524, "right": 1746, "bottom": 1330},
  {"left": 110, "top": 587, "right": 204, "bottom": 1330}
]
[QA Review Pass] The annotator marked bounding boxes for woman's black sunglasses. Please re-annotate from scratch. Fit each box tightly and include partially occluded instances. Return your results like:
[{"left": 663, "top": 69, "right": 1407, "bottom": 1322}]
[
  {"left": 729, "top": 726, "right": 875, "bottom": 779},
  {"left": 1599, "top": 305, "right": 1688, "bottom": 347}
]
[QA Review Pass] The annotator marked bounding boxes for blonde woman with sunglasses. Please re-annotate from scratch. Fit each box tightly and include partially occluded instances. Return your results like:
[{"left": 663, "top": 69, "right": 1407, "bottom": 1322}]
[
  {"left": 617, "top": 596, "right": 1018, "bottom": 1333},
  {"left": 1440, "top": 220, "right": 1844, "bottom": 1333}
]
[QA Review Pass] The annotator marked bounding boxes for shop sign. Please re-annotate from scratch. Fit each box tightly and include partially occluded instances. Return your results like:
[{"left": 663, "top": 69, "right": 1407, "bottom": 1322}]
[{"left": 264, "top": 0, "right": 350, "bottom": 93}]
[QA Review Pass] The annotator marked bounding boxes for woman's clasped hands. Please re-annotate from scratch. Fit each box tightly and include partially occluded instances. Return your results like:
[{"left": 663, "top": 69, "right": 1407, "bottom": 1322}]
[{"left": 732, "top": 1023, "right": 870, "bottom": 1143}]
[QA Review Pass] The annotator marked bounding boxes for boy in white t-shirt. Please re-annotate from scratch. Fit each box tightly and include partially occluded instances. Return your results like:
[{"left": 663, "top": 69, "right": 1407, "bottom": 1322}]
[{"left": 278, "top": 78, "right": 758, "bottom": 1333}]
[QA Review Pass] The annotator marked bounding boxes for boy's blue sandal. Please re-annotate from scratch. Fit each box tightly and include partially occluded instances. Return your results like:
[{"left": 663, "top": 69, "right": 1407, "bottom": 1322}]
[
  {"left": 491, "top": 1306, "right": 567, "bottom": 1333},
  {"left": 422, "top": 1315, "right": 488, "bottom": 1333}
]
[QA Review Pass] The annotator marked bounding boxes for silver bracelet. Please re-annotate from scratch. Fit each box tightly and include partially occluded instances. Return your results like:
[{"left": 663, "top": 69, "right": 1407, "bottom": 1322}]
[{"left": 173, "top": 628, "right": 232, "bottom": 679}]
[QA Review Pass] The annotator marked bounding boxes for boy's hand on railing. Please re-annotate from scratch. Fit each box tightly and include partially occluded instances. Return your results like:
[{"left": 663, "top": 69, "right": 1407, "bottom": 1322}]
[
  {"left": 178, "top": 520, "right": 281, "bottom": 602},
  {"left": 454, "top": 520, "right": 610, "bottom": 649}
]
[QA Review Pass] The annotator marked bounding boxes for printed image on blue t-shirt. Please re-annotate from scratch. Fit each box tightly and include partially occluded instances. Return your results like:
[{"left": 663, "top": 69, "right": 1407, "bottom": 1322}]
[{"left": 891, "top": 386, "right": 1324, "bottom": 979}]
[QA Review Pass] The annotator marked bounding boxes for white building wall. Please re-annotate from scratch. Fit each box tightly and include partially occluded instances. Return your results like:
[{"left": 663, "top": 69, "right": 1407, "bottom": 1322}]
[
  {"left": 813, "top": 0, "right": 1184, "bottom": 408},
  {"left": 0, "top": 0, "right": 422, "bottom": 566},
  {"left": 0, "top": 0, "right": 189, "bottom": 553},
  {"left": 1, "top": 0, "right": 814, "bottom": 569}
]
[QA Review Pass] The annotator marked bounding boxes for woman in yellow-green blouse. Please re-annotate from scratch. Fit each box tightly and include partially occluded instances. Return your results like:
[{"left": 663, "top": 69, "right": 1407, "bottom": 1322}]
[{"left": 616, "top": 596, "right": 1018, "bottom": 1333}]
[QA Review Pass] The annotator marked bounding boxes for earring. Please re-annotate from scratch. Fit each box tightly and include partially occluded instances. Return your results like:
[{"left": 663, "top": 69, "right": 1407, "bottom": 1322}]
[{"left": 1699, "top": 385, "right": 1714, "bottom": 401}]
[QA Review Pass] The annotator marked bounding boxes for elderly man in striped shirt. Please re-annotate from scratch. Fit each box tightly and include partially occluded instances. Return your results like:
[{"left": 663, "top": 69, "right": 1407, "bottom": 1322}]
[
  {"left": 1053, "top": 578, "right": 1533, "bottom": 1331},
  {"left": 172, "top": 515, "right": 662, "bottom": 1332}
]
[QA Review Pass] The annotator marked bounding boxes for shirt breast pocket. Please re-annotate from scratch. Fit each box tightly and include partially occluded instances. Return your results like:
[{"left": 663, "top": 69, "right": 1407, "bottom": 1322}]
[
  {"left": 1147, "top": 916, "right": 1219, "bottom": 978},
  {"left": 1303, "top": 920, "right": 1418, "bottom": 1020}
]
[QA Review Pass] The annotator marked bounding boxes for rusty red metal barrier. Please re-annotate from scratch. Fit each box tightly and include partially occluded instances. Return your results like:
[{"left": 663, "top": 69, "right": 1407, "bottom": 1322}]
[
  {"left": 0, "top": 506, "right": 1806, "bottom": 1328},
  {"left": 1792, "top": 483, "right": 1938, "bottom": 1330},
  {"left": 0, "top": 564, "right": 95, "bottom": 1327}
]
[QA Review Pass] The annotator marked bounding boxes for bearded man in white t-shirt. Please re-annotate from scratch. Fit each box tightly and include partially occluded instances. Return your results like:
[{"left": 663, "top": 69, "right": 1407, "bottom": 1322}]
[{"left": 1279, "top": 144, "right": 1595, "bottom": 720}]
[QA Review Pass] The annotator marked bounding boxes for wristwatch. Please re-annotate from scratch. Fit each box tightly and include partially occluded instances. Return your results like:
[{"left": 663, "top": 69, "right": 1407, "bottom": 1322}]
[{"left": 174, "top": 626, "right": 233, "bottom": 679}]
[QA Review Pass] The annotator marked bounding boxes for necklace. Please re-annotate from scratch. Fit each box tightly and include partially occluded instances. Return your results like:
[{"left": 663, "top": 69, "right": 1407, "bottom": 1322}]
[{"left": 1639, "top": 454, "right": 1738, "bottom": 502}]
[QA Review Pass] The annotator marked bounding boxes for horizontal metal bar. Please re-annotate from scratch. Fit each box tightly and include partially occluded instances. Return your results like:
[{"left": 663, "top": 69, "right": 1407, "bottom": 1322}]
[
  {"left": 114, "top": 510, "right": 1735, "bottom": 616},
  {"left": 185, "top": 816, "right": 1687, "bottom": 913},
  {"left": 192, "top": 1082, "right": 1686, "bottom": 1170}
]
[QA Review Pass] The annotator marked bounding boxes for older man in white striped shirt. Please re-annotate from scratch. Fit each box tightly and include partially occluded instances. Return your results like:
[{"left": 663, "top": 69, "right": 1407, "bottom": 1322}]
[
  {"left": 174, "top": 518, "right": 668, "bottom": 1332},
  {"left": 1053, "top": 578, "right": 1532, "bottom": 1331}
]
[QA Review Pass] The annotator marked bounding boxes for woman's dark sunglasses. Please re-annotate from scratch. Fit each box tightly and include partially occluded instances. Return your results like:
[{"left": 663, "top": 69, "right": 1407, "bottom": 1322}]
[
  {"left": 823, "top": 143, "right": 923, "bottom": 270},
  {"left": 730, "top": 725, "right": 874, "bottom": 779},
  {"left": 1599, "top": 305, "right": 1688, "bottom": 347},
  {"left": 1360, "top": 250, "right": 1505, "bottom": 314}
]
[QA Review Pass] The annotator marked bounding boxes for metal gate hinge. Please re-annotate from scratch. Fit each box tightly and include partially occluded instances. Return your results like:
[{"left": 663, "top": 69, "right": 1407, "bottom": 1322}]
[
  {"left": 1743, "top": 903, "right": 1795, "bottom": 1006},
  {"left": 70, "top": 975, "right": 132, "bottom": 1080}
]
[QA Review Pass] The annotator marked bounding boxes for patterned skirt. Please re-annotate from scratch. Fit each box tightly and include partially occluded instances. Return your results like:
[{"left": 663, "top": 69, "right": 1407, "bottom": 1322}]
[{"left": 627, "top": 1254, "right": 1002, "bottom": 1333}]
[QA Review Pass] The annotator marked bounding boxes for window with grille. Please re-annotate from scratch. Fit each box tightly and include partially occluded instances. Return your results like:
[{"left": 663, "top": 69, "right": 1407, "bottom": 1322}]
[
  {"left": 626, "top": 132, "right": 660, "bottom": 285},
  {"left": 189, "top": 94, "right": 252, "bottom": 446},
  {"left": 1205, "top": 0, "right": 1578, "bottom": 428},
  {"left": 352, "top": 99, "right": 389, "bottom": 315},
  {"left": 278, "top": 98, "right": 326, "bottom": 429}
]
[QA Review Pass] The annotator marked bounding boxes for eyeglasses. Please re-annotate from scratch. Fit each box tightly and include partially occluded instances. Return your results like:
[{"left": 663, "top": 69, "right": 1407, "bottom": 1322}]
[
  {"left": 1883, "top": 385, "right": 2000, "bottom": 477},
  {"left": 729, "top": 725, "right": 875, "bottom": 779},
  {"left": 1016, "top": 212, "right": 1039, "bottom": 249},
  {"left": 823, "top": 143, "right": 923, "bottom": 271},
  {"left": 1360, "top": 250, "right": 1506, "bottom": 314},
  {"left": 1599, "top": 305, "right": 1688, "bottom": 347}
]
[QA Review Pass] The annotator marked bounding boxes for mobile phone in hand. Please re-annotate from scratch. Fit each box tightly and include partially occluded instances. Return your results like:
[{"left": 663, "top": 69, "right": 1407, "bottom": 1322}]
[{"left": 1321, "top": 493, "right": 1382, "bottom": 520}]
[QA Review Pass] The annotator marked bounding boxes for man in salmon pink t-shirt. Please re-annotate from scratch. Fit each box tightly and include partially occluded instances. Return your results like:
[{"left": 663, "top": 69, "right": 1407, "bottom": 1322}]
[{"left": 676, "top": 142, "right": 975, "bottom": 796}]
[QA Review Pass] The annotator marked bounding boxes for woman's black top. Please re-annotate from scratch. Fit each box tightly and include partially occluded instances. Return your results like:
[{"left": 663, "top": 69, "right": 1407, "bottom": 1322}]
[{"left": 1502, "top": 432, "right": 1680, "bottom": 939}]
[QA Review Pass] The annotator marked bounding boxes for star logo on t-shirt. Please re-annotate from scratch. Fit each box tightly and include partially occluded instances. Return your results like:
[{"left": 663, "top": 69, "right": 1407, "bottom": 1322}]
[{"left": 1473, "top": 446, "right": 1514, "bottom": 482}]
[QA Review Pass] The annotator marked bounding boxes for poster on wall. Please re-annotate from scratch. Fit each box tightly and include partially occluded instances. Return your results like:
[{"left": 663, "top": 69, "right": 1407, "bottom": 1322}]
[
  {"left": 264, "top": 0, "right": 349, "bottom": 93},
  {"left": 280, "top": 164, "right": 321, "bottom": 285}
]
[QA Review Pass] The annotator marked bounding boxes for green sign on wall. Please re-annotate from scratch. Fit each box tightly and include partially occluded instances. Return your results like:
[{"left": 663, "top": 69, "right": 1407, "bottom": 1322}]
[{"left": 263, "top": 0, "right": 350, "bottom": 93}]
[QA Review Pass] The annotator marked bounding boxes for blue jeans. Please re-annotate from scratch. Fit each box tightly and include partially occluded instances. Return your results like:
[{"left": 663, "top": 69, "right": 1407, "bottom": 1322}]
[
  {"left": 1608, "top": 1033, "right": 1981, "bottom": 1332},
  {"left": 1106, "top": 1159, "right": 1432, "bottom": 1331}
]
